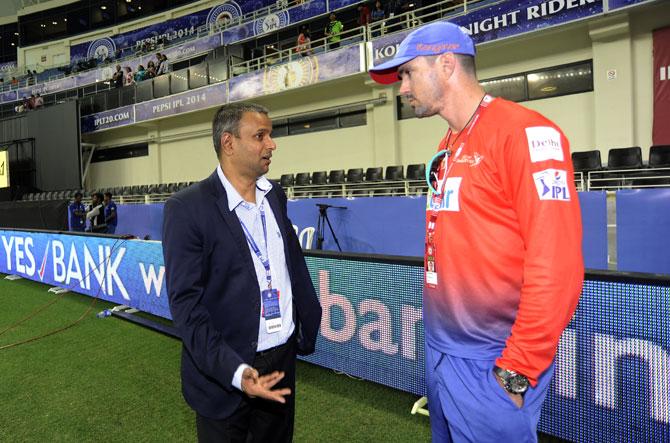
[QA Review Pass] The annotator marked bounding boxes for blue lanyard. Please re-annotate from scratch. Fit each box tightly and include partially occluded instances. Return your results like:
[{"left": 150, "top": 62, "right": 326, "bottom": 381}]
[{"left": 238, "top": 204, "right": 273, "bottom": 289}]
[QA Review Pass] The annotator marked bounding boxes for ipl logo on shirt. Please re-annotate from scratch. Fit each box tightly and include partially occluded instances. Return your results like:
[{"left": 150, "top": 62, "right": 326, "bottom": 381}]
[{"left": 533, "top": 169, "right": 571, "bottom": 201}]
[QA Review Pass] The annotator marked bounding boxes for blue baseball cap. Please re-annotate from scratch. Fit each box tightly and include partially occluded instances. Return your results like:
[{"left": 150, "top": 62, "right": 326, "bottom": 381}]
[{"left": 369, "top": 21, "right": 476, "bottom": 85}]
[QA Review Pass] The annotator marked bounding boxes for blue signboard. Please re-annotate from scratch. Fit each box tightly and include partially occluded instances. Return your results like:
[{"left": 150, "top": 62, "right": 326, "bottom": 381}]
[
  {"left": 371, "top": 0, "right": 605, "bottom": 66},
  {"left": 0, "top": 230, "right": 170, "bottom": 318},
  {"left": 616, "top": 188, "right": 670, "bottom": 274},
  {"left": 81, "top": 105, "right": 136, "bottom": 133},
  {"left": 134, "top": 85, "right": 227, "bottom": 121},
  {"left": 69, "top": 1, "right": 261, "bottom": 62}
]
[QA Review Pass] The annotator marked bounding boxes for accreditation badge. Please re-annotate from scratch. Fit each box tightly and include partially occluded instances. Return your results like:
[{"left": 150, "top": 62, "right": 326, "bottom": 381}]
[{"left": 261, "top": 288, "right": 282, "bottom": 334}]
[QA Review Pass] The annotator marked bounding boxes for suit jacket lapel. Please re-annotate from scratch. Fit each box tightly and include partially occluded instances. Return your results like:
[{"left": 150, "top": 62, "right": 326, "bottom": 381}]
[{"left": 208, "top": 171, "right": 259, "bottom": 285}]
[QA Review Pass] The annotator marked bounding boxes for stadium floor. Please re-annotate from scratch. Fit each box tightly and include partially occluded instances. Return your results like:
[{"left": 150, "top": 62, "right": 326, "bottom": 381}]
[{"left": 0, "top": 276, "right": 566, "bottom": 442}]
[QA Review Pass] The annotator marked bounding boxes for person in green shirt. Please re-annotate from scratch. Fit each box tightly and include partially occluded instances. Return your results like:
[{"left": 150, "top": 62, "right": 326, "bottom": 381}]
[{"left": 326, "top": 13, "right": 343, "bottom": 50}]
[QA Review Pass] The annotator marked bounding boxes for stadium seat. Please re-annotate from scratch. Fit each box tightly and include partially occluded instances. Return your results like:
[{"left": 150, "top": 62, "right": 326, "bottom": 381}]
[
  {"left": 158, "top": 184, "right": 169, "bottom": 194},
  {"left": 607, "top": 146, "right": 643, "bottom": 169},
  {"left": 649, "top": 145, "right": 670, "bottom": 168},
  {"left": 280, "top": 174, "right": 295, "bottom": 188},
  {"left": 138, "top": 185, "right": 149, "bottom": 194},
  {"left": 632, "top": 145, "right": 670, "bottom": 188},
  {"left": 294, "top": 173, "right": 311, "bottom": 198},
  {"left": 346, "top": 168, "right": 364, "bottom": 183},
  {"left": 385, "top": 165, "right": 404, "bottom": 180},
  {"left": 311, "top": 171, "right": 327, "bottom": 185},
  {"left": 329, "top": 170, "right": 345, "bottom": 184},
  {"left": 407, "top": 164, "right": 426, "bottom": 181},
  {"left": 295, "top": 172, "right": 311, "bottom": 186},
  {"left": 571, "top": 150, "right": 602, "bottom": 172},
  {"left": 365, "top": 167, "right": 383, "bottom": 182},
  {"left": 310, "top": 171, "right": 328, "bottom": 197}
]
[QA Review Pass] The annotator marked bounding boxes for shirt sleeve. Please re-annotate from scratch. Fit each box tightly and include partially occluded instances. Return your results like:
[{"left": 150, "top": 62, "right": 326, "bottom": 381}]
[
  {"left": 232, "top": 363, "right": 253, "bottom": 391},
  {"left": 494, "top": 122, "right": 584, "bottom": 386}
]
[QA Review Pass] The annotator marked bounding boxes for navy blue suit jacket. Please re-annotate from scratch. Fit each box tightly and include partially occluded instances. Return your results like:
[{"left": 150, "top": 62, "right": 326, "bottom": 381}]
[{"left": 162, "top": 170, "right": 322, "bottom": 419}]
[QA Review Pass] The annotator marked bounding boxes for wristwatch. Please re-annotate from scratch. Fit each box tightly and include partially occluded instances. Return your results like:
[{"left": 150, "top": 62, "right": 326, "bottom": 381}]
[{"left": 493, "top": 366, "right": 529, "bottom": 395}]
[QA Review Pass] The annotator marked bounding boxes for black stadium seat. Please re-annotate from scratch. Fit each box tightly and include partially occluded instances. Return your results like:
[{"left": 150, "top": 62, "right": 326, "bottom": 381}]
[
  {"left": 385, "top": 165, "right": 404, "bottom": 180},
  {"left": 571, "top": 150, "right": 602, "bottom": 172},
  {"left": 607, "top": 146, "right": 643, "bottom": 170},
  {"left": 311, "top": 171, "right": 327, "bottom": 185},
  {"left": 280, "top": 174, "right": 295, "bottom": 188},
  {"left": 329, "top": 170, "right": 345, "bottom": 184},
  {"left": 295, "top": 172, "right": 311, "bottom": 186},
  {"left": 346, "top": 168, "right": 363, "bottom": 183},
  {"left": 365, "top": 167, "right": 383, "bottom": 182},
  {"left": 407, "top": 164, "right": 426, "bottom": 180},
  {"left": 649, "top": 145, "right": 670, "bottom": 168}
]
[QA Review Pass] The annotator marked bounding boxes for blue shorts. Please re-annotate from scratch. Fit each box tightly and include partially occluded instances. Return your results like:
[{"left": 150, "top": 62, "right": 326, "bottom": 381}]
[{"left": 426, "top": 344, "right": 554, "bottom": 443}]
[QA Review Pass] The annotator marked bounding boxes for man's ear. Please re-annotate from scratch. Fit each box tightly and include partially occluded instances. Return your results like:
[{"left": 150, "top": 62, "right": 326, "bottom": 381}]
[
  {"left": 436, "top": 52, "right": 456, "bottom": 78},
  {"left": 221, "top": 132, "right": 234, "bottom": 156}
]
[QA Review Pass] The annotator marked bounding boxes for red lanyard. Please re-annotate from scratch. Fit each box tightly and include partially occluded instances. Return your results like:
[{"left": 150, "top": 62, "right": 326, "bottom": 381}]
[{"left": 427, "top": 94, "right": 492, "bottom": 238}]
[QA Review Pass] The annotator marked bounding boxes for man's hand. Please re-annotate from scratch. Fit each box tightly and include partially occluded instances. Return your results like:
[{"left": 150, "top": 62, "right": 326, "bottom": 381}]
[
  {"left": 241, "top": 367, "right": 291, "bottom": 404},
  {"left": 494, "top": 372, "right": 524, "bottom": 409}
]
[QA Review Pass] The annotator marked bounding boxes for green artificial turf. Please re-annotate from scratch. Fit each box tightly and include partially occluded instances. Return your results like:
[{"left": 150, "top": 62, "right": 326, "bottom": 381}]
[{"left": 0, "top": 275, "right": 430, "bottom": 442}]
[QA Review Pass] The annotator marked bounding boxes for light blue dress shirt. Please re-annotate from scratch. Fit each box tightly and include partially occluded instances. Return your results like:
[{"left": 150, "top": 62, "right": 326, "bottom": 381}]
[{"left": 217, "top": 166, "right": 295, "bottom": 390}]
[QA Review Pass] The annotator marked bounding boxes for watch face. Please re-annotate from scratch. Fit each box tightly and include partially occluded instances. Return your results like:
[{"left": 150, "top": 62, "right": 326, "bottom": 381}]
[{"left": 509, "top": 375, "right": 530, "bottom": 394}]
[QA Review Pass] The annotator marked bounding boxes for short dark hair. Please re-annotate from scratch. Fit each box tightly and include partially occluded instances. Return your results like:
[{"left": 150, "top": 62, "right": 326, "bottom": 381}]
[
  {"left": 104, "top": 192, "right": 112, "bottom": 199},
  {"left": 74, "top": 192, "right": 82, "bottom": 198},
  {"left": 455, "top": 54, "right": 477, "bottom": 78},
  {"left": 212, "top": 102, "right": 269, "bottom": 157}
]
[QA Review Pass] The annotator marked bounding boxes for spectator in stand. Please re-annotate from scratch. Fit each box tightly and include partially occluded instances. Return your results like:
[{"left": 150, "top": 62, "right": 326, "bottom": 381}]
[
  {"left": 146, "top": 61, "right": 157, "bottom": 79},
  {"left": 371, "top": 0, "right": 386, "bottom": 36},
  {"left": 325, "top": 13, "right": 344, "bottom": 50},
  {"left": 103, "top": 192, "right": 118, "bottom": 234},
  {"left": 157, "top": 54, "right": 168, "bottom": 75},
  {"left": 124, "top": 67, "right": 134, "bottom": 86},
  {"left": 34, "top": 93, "right": 44, "bottom": 108},
  {"left": 86, "top": 193, "right": 107, "bottom": 233},
  {"left": 358, "top": 2, "right": 371, "bottom": 26},
  {"left": 10, "top": 76, "right": 18, "bottom": 87},
  {"left": 134, "top": 65, "right": 147, "bottom": 82},
  {"left": 155, "top": 52, "right": 163, "bottom": 71},
  {"left": 28, "top": 95, "right": 36, "bottom": 110},
  {"left": 295, "top": 26, "right": 312, "bottom": 56},
  {"left": 69, "top": 192, "right": 86, "bottom": 232},
  {"left": 112, "top": 65, "right": 124, "bottom": 88}
]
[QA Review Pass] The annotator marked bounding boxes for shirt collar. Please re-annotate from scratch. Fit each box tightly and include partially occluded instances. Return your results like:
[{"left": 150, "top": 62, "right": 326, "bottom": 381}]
[{"left": 217, "top": 165, "right": 272, "bottom": 212}]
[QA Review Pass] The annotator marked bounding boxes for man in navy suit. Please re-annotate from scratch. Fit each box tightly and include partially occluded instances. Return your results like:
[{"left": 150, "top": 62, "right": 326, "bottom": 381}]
[{"left": 162, "top": 102, "right": 322, "bottom": 442}]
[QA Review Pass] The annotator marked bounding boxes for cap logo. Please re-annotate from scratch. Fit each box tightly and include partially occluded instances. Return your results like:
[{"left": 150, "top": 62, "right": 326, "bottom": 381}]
[{"left": 416, "top": 43, "right": 460, "bottom": 52}]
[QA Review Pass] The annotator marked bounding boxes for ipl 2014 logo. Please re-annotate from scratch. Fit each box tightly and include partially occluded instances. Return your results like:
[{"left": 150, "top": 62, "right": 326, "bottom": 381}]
[{"left": 87, "top": 38, "right": 116, "bottom": 61}]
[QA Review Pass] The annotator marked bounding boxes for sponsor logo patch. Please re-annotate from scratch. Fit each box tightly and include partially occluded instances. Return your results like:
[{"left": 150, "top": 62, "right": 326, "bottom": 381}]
[
  {"left": 427, "top": 177, "right": 462, "bottom": 212},
  {"left": 526, "top": 126, "right": 564, "bottom": 163},
  {"left": 533, "top": 169, "right": 571, "bottom": 201}
]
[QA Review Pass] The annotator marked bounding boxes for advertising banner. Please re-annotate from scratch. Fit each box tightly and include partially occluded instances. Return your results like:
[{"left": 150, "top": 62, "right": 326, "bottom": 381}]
[
  {"left": 134, "top": 84, "right": 227, "bottom": 122},
  {"left": 81, "top": 106, "right": 136, "bottom": 133},
  {"left": 371, "top": 0, "right": 604, "bottom": 67},
  {"left": 1, "top": 229, "right": 667, "bottom": 442}
]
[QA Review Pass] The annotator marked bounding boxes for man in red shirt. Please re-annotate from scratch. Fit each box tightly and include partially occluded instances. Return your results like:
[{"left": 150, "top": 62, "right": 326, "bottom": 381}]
[{"left": 370, "top": 22, "right": 583, "bottom": 442}]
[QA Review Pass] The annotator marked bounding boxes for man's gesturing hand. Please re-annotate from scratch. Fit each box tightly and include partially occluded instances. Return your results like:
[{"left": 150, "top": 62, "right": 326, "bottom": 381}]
[{"left": 241, "top": 367, "right": 291, "bottom": 403}]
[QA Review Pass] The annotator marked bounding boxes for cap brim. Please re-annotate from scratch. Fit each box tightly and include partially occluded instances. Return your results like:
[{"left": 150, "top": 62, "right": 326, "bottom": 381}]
[{"left": 368, "top": 55, "right": 415, "bottom": 85}]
